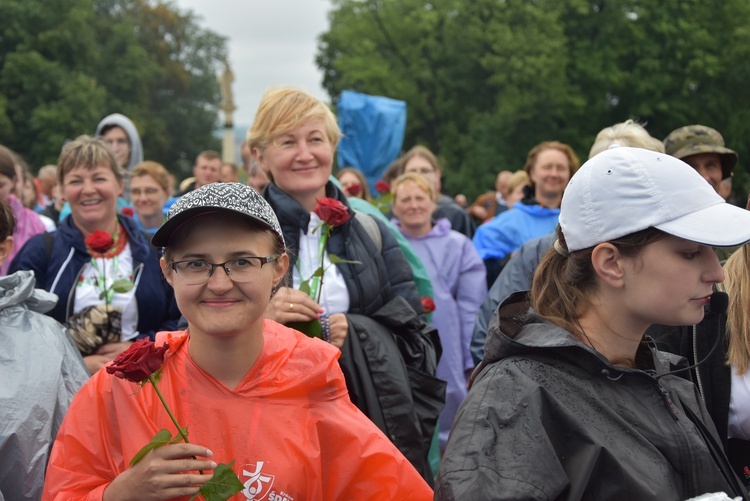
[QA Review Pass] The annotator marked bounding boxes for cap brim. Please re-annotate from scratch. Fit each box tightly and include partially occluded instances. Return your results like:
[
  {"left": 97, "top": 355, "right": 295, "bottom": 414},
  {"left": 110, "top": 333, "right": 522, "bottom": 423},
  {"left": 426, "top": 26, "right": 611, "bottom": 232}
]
[
  {"left": 655, "top": 203, "right": 750, "bottom": 247},
  {"left": 151, "top": 206, "right": 272, "bottom": 247}
]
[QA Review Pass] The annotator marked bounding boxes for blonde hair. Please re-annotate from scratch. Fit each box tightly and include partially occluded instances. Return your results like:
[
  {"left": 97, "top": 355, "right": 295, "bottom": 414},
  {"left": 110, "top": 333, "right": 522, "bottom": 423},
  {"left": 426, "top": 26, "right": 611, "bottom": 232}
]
[
  {"left": 57, "top": 135, "right": 123, "bottom": 185},
  {"left": 391, "top": 172, "right": 436, "bottom": 201},
  {"left": 589, "top": 119, "right": 665, "bottom": 158},
  {"left": 131, "top": 161, "right": 171, "bottom": 194},
  {"left": 722, "top": 245, "right": 750, "bottom": 374},
  {"left": 506, "top": 170, "right": 530, "bottom": 195},
  {"left": 247, "top": 87, "right": 341, "bottom": 153}
]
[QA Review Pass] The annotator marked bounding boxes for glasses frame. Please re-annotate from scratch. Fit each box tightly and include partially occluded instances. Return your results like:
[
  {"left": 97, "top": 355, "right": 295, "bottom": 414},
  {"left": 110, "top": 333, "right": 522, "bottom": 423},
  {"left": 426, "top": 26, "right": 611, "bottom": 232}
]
[{"left": 170, "top": 255, "right": 278, "bottom": 284}]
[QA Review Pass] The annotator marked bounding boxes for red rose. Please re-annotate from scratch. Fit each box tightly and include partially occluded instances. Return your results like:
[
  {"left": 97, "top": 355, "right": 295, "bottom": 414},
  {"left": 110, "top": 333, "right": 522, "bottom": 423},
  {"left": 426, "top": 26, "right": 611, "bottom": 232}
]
[
  {"left": 421, "top": 296, "right": 436, "bottom": 314},
  {"left": 121, "top": 207, "right": 135, "bottom": 217},
  {"left": 313, "top": 197, "right": 351, "bottom": 227},
  {"left": 375, "top": 180, "right": 390, "bottom": 194},
  {"left": 105, "top": 338, "right": 169, "bottom": 383},
  {"left": 85, "top": 230, "right": 115, "bottom": 254},
  {"left": 346, "top": 183, "right": 362, "bottom": 197}
]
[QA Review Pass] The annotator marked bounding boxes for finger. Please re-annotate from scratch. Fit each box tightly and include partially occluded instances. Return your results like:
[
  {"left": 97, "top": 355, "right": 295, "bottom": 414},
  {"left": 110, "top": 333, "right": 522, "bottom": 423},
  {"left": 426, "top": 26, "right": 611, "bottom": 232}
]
[
  {"left": 328, "top": 313, "right": 349, "bottom": 349},
  {"left": 160, "top": 458, "right": 218, "bottom": 475},
  {"left": 154, "top": 443, "right": 214, "bottom": 461},
  {"left": 274, "top": 290, "right": 321, "bottom": 319},
  {"left": 160, "top": 473, "right": 214, "bottom": 498},
  {"left": 276, "top": 309, "right": 319, "bottom": 324},
  {"left": 277, "top": 287, "right": 321, "bottom": 309}
]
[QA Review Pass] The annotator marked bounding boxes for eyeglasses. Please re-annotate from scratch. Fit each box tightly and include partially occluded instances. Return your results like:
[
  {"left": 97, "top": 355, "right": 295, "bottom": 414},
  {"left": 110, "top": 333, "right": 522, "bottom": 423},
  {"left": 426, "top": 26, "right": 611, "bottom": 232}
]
[{"left": 170, "top": 256, "right": 278, "bottom": 285}]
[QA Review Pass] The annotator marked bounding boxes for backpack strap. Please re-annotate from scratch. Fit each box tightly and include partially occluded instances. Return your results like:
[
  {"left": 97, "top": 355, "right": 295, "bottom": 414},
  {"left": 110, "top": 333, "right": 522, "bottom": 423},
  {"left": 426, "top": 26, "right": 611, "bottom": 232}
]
[{"left": 353, "top": 210, "right": 382, "bottom": 253}]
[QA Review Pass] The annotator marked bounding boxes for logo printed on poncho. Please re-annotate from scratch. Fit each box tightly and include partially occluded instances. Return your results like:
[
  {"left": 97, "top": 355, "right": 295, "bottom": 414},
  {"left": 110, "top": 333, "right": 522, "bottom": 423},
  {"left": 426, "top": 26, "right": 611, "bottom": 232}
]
[{"left": 242, "top": 462, "right": 275, "bottom": 500}]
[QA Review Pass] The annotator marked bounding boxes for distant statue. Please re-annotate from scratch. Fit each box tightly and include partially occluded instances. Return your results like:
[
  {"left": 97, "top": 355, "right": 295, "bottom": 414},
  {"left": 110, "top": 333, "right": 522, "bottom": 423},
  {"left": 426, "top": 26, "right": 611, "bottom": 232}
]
[{"left": 219, "top": 59, "right": 236, "bottom": 126}]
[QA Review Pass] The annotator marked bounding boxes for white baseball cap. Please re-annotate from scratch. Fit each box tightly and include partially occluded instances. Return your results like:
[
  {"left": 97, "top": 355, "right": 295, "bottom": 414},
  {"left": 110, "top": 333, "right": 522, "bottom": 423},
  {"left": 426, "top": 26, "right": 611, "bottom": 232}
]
[{"left": 559, "top": 146, "right": 750, "bottom": 252}]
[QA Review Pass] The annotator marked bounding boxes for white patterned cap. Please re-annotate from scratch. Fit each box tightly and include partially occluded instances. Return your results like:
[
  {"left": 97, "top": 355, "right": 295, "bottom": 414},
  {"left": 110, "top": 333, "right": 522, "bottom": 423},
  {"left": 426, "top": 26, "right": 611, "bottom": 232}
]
[{"left": 152, "top": 182, "right": 284, "bottom": 247}]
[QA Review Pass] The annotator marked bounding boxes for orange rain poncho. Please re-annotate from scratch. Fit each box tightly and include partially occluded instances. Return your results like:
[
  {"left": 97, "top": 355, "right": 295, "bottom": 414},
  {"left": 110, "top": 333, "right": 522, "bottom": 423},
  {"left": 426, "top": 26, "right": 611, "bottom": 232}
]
[{"left": 43, "top": 321, "right": 432, "bottom": 500}]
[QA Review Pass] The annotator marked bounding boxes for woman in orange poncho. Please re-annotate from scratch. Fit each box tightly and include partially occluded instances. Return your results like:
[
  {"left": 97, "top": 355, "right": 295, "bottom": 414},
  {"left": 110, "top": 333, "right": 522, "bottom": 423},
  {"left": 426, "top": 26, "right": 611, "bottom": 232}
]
[{"left": 42, "top": 182, "right": 432, "bottom": 500}]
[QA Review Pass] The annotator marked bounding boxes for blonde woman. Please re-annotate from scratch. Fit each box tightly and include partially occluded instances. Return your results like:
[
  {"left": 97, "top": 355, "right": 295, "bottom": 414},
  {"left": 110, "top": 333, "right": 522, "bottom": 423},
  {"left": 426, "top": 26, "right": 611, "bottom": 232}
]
[
  {"left": 248, "top": 87, "right": 443, "bottom": 482},
  {"left": 10, "top": 136, "right": 179, "bottom": 373},
  {"left": 391, "top": 172, "right": 486, "bottom": 452},
  {"left": 504, "top": 170, "right": 530, "bottom": 210},
  {"left": 129, "top": 161, "right": 171, "bottom": 235}
]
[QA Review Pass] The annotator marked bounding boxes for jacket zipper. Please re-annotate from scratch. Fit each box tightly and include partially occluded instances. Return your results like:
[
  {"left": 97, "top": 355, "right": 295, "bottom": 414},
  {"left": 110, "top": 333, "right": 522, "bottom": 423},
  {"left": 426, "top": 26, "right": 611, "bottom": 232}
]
[
  {"left": 654, "top": 378, "right": 694, "bottom": 495},
  {"left": 658, "top": 384, "right": 680, "bottom": 421},
  {"left": 131, "top": 262, "right": 144, "bottom": 333}
]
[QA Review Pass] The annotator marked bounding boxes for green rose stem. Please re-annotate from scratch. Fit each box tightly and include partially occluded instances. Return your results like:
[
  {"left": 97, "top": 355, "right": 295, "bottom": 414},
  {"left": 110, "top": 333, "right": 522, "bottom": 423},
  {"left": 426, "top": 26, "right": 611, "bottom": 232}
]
[{"left": 147, "top": 374, "right": 204, "bottom": 475}]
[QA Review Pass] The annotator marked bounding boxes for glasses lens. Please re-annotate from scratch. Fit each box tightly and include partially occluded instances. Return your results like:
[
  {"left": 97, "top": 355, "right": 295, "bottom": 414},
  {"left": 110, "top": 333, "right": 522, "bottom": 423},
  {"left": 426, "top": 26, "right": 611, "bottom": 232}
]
[
  {"left": 223, "top": 258, "right": 262, "bottom": 283},
  {"left": 174, "top": 261, "right": 213, "bottom": 285}
]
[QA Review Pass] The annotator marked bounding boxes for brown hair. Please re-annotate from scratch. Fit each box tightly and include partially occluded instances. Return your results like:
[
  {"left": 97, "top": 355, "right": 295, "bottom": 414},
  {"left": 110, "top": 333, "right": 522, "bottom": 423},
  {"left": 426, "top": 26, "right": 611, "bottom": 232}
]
[
  {"left": 131, "top": 161, "right": 171, "bottom": 194},
  {"left": 57, "top": 135, "right": 123, "bottom": 185},
  {"left": 401, "top": 145, "right": 441, "bottom": 174},
  {"left": 0, "top": 197, "right": 16, "bottom": 241},
  {"left": 722, "top": 245, "right": 750, "bottom": 374},
  {"left": 196, "top": 150, "right": 221, "bottom": 163},
  {"left": 531, "top": 226, "right": 667, "bottom": 339},
  {"left": 0, "top": 145, "right": 18, "bottom": 184},
  {"left": 336, "top": 167, "right": 372, "bottom": 201},
  {"left": 523, "top": 141, "right": 580, "bottom": 180},
  {"left": 247, "top": 87, "right": 341, "bottom": 154}
]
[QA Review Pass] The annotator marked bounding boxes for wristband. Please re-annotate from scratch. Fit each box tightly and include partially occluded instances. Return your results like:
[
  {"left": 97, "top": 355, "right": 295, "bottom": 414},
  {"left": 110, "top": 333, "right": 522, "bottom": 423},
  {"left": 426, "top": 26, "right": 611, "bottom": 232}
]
[{"left": 321, "top": 314, "right": 331, "bottom": 343}]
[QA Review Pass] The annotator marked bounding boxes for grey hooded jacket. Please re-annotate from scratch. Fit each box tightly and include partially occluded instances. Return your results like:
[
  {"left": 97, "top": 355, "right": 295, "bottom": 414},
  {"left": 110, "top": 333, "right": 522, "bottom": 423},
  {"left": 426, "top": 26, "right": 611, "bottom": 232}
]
[
  {"left": 0, "top": 271, "right": 89, "bottom": 500},
  {"left": 95, "top": 113, "right": 144, "bottom": 174}
]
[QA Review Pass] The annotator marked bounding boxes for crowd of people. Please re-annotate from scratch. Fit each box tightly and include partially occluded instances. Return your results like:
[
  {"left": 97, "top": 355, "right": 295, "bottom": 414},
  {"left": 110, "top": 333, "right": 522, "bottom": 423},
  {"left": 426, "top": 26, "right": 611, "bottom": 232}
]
[{"left": 2, "top": 87, "right": 750, "bottom": 500}]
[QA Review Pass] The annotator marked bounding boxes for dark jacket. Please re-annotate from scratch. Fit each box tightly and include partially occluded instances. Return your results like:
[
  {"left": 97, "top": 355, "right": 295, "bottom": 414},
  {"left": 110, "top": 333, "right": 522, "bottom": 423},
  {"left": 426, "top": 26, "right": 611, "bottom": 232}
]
[
  {"left": 435, "top": 194, "right": 476, "bottom": 239},
  {"left": 470, "top": 231, "right": 555, "bottom": 365},
  {"left": 9, "top": 215, "right": 179, "bottom": 340},
  {"left": 264, "top": 181, "right": 423, "bottom": 315},
  {"left": 651, "top": 312, "right": 750, "bottom": 484},
  {"left": 263, "top": 181, "right": 444, "bottom": 481},
  {"left": 345, "top": 298, "right": 445, "bottom": 484},
  {"left": 437, "top": 292, "right": 747, "bottom": 501}
]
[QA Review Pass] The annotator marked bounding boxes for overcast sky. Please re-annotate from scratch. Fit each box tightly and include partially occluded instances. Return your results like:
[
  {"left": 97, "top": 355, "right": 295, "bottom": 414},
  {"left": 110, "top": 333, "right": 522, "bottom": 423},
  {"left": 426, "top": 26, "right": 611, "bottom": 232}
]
[{"left": 174, "top": 0, "right": 332, "bottom": 127}]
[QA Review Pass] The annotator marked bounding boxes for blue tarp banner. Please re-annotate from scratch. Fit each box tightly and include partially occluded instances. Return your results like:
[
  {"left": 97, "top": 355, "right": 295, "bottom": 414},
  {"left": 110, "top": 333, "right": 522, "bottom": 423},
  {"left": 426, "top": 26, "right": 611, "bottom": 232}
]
[{"left": 336, "top": 90, "right": 407, "bottom": 192}]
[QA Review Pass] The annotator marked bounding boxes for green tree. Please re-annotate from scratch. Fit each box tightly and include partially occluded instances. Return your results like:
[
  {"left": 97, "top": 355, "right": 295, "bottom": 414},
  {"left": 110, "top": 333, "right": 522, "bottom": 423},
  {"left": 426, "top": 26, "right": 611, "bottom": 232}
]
[
  {"left": 100, "top": 0, "right": 227, "bottom": 179},
  {"left": 0, "top": 0, "right": 107, "bottom": 165},
  {"left": 0, "top": 0, "right": 227, "bottom": 179},
  {"left": 318, "top": 0, "right": 750, "bottom": 200}
]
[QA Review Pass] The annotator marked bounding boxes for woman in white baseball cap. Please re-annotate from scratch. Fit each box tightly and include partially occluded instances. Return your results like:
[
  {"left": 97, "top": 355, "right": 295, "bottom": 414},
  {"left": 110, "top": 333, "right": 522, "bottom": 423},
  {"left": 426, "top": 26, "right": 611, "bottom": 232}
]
[{"left": 437, "top": 146, "right": 750, "bottom": 500}]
